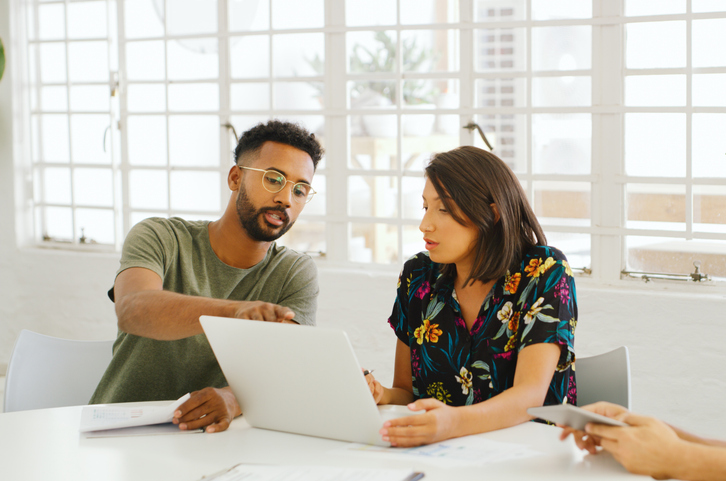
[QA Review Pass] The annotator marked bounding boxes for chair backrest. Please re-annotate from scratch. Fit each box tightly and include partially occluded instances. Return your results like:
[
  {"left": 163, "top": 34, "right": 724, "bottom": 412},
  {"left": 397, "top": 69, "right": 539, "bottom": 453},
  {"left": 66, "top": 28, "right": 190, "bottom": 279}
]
[
  {"left": 3, "top": 330, "right": 114, "bottom": 413},
  {"left": 576, "top": 346, "right": 631, "bottom": 410}
]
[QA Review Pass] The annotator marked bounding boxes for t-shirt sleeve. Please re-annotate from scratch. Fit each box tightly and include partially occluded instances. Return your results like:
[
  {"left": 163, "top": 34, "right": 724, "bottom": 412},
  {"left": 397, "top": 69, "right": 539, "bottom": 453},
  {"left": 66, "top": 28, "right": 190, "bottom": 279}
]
[
  {"left": 517, "top": 251, "right": 577, "bottom": 369},
  {"left": 277, "top": 254, "right": 319, "bottom": 327},
  {"left": 117, "top": 218, "right": 176, "bottom": 280},
  {"left": 388, "top": 262, "right": 413, "bottom": 346}
]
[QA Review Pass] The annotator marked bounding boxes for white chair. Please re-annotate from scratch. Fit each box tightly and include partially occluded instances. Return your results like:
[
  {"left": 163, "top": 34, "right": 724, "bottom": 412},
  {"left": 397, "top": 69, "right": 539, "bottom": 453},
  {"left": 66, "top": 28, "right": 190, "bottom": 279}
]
[
  {"left": 576, "top": 346, "right": 631, "bottom": 410},
  {"left": 3, "top": 330, "right": 114, "bottom": 413}
]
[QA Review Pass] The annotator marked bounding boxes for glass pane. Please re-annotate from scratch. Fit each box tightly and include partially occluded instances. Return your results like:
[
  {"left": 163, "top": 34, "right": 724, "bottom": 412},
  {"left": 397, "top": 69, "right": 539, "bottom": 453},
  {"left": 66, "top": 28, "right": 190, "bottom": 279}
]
[
  {"left": 41, "top": 86, "right": 68, "bottom": 112},
  {"left": 402, "top": 176, "right": 426, "bottom": 219},
  {"left": 126, "top": 41, "right": 166, "bottom": 81},
  {"left": 402, "top": 108, "right": 436, "bottom": 138},
  {"left": 693, "top": 0, "right": 726, "bottom": 12},
  {"left": 43, "top": 167, "right": 71, "bottom": 204},
  {"left": 401, "top": 79, "right": 436, "bottom": 107},
  {"left": 532, "top": 26, "right": 591, "bottom": 71},
  {"left": 346, "top": 0, "right": 396, "bottom": 26},
  {"left": 693, "top": 114, "right": 726, "bottom": 178},
  {"left": 272, "top": 0, "right": 323, "bottom": 29},
  {"left": 40, "top": 114, "right": 70, "bottom": 163},
  {"left": 167, "top": 39, "right": 219, "bottom": 80},
  {"left": 350, "top": 81, "right": 397, "bottom": 110},
  {"left": 272, "top": 33, "right": 324, "bottom": 77},
  {"left": 348, "top": 176, "right": 398, "bottom": 218},
  {"left": 625, "top": 0, "right": 685, "bottom": 16},
  {"left": 348, "top": 31, "right": 396, "bottom": 74},
  {"left": 695, "top": 185, "right": 726, "bottom": 233},
  {"left": 68, "top": 41, "right": 109, "bottom": 82},
  {"left": 693, "top": 74, "right": 726, "bottom": 107},
  {"left": 401, "top": 30, "right": 458, "bottom": 73},
  {"left": 74, "top": 168, "right": 114, "bottom": 206},
  {"left": 626, "top": 236, "right": 726, "bottom": 278},
  {"left": 70, "top": 86, "right": 109, "bottom": 112},
  {"left": 693, "top": 19, "right": 726, "bottom": 68},
  {"left": 348, "top": 124, "right": 398, "bottom": 170},
  {"left": 276, "top": 220, "right": 326, "bottom": 254},
  {"left": 43, "top": 206, "right": 74, "bottom": 240},
  {"left": 70, "top": 114, "right": 112, "bottom": 164},
  {"left": 170, "top": 170, "right": 221, "bottom": 212},
  {"left": 38, "top": 3, "right": 65, "bottom": 40},
  {"left": 403, "top": 224, "right": 423, "bottom": 260},
  {"left": 625, "top": 75, "right": 686, "bottom": 106},
  {"left": 168, "top": 83, "right": 220, "bottom": 112},
  {"left": 230, "top": 36, "right": 270, "bottom": 78},
  {"left": 229, "top": 0, "right": 269, "bottom": 31},
  {"left": 532, "top": 0, "right": 591, "bottom": 19},
  {"left": 168, "top": 115, "right": 220, "bottom": 167},
  {"left": 401, "top": 0, "right": 459, "bottom": 24},
  {"left": 127, "top": 84, "right": 167, "bottom": 112},
  {"left": 127, "top": 115, "right": 167, "bottom": 166},
  {"left": 474, "top": 0, "right": 526, "bottom": 21},
  {"left": 403, "top": 113, "right": 457, "bottom": 143},
  {"left": 533, "top": 181, "right": 591, "bottom": 226},
  {"left": 129, "top": 169, "right": 168, "bottom": 209},
  {"left": 125, "top": 0, "right": 164, "bottom": 38},
  {"left": 544, "top": 232, "right": 591, "bottom": 270},
  {"left": 626, "top": 22, "right": 686, "bottom": 69},
  {"left": 75, "top": 208, "right": 114, "bottom": 244},
  {"left": 273, "top": 82, "right": 322, "bottom": 110},
  {"left": 532, "top": 76, "right": 591, "bottom": 107},
  {"left": 302, "top": 173, "right": 326, "bottom": 216},
  {"left": 475, "top": 114, "right": 527, "bottom": 173},
  {"left": 625, "top": 113, "right": 685, "bottom": 177},
  {"left": 626, "top": 183, "right": 685, "bottom": 230},
  {"left": 532, "top": 114, "right": 591, "bottom": 175},
  {"left": 39, "top": 43, "right": 67, "bottom": 83},
  {"left": 475, "top": 78, "right": 527, "bottom": 108},
  {"left": 231, "top": 83, "right": 271, "bottom": 110},
  {"left": 167, "top": 0, "right": 217, "bottom": 35},
  {"left": 474, "top": 28, "right": 526, "bottom": 72},
  {"left": 349, "top": 223, "right": 399, "bottom": 264},
  {"left": 67, "top": 1, "right": 107, "bottom": 39}
]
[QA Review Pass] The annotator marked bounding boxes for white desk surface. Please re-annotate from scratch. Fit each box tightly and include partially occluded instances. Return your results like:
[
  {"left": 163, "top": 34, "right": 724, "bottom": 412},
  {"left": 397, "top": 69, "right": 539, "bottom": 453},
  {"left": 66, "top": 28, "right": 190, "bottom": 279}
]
[{"left": 0, "top": 404, "right": 649, "bottom": 481}]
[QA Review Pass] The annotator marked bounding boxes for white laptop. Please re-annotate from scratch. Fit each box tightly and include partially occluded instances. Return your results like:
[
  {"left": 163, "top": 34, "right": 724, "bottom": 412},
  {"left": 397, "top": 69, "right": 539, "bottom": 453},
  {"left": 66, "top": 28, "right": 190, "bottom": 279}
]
[{"left": 200, "top": 315, "right": 418, "bottom": 446}]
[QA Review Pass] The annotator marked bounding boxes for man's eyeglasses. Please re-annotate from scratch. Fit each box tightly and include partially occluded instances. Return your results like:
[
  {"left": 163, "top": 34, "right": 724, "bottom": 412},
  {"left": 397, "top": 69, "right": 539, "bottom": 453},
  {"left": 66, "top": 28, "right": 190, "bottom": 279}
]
[{"left": 238, "top": 166, "right": 316, "bottom": 204}]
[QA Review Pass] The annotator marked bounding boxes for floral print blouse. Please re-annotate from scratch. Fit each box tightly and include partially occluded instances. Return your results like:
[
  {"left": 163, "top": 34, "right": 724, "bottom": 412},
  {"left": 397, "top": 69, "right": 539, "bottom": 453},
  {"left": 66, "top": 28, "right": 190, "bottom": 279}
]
[{"left": 388, "top": 245, "right": 577, "bottom": 407}]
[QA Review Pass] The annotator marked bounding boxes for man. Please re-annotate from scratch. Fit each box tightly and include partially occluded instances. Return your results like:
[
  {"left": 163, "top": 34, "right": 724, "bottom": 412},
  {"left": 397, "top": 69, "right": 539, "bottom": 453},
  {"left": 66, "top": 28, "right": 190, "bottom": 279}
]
[
  {"left": 560, "top": 402, "right": 726, "bottom": 480},
  {"left": 90, "top": 120, "right": 324, "bottom": 434}
]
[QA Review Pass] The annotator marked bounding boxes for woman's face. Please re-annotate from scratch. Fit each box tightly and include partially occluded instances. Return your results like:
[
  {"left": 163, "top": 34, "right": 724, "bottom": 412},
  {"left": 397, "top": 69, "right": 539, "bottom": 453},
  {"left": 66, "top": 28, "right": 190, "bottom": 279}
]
[{"left": 419, "top": 178, "right": 479, "bottom": 273}]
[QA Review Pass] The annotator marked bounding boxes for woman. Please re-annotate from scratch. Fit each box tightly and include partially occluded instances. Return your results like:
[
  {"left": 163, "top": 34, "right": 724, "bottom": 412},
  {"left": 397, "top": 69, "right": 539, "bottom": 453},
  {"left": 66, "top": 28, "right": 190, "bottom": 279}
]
[{"left": 366, "top": 146, "right": 577, "bottom": 447}]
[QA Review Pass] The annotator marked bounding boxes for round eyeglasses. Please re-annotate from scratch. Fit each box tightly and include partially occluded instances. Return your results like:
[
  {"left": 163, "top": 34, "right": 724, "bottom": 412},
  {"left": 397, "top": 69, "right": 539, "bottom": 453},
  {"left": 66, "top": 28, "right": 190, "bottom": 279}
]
[{"left": 238, "top": 166, "right": 316, "bottom": 204}]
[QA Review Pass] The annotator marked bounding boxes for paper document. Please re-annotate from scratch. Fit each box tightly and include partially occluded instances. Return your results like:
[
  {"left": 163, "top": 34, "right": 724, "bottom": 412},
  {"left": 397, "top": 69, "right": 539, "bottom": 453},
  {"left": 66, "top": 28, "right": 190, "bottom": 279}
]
[
  {"left": 199, "top": 464, "right": 424, "bottom": 481},
  {"left": 80, "top": 393, "right": 201, "bottom": 436},
  {"left": 340, "top": 435, "right": 541, "bottom": 468}
]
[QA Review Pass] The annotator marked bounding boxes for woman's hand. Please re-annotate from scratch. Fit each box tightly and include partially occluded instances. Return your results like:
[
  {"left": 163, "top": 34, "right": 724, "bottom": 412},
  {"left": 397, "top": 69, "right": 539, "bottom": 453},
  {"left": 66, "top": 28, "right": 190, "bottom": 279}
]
[
  {"left": 365, "top": 370, "right": 386, "bottom": 405},
  {"left": 380, "top": 398, "right": 460, "bottom": 447}
]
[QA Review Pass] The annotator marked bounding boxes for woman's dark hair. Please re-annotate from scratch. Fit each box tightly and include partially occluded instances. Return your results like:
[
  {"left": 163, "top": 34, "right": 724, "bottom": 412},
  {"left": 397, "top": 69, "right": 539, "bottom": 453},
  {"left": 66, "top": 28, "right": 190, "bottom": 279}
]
[
  {"left": 425, "top": 145, "right": 546, "bottom": 286},
  {"left": 234, "top": 120, "right": 324, "bottom": 169}
]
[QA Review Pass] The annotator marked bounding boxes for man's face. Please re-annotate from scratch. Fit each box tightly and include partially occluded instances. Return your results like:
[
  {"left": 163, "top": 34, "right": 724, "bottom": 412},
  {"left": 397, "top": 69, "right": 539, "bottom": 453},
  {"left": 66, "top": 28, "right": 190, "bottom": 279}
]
[{"left": 235, "top": 141, "right": 315, "bottom": 242}]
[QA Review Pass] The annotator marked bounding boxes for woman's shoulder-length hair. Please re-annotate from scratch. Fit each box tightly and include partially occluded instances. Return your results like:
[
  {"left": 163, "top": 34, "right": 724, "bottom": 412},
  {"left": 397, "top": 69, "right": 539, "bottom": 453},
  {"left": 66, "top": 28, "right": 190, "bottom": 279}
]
[{"left": 425, "top": 145, "right": 546, "bottom": 285}]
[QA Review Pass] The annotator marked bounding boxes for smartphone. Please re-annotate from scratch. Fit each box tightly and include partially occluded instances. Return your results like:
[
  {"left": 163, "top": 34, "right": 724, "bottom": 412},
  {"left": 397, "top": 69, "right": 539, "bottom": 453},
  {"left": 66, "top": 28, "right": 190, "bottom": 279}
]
[{"left": 527, "top": 404, "right": 628, "bottom": 431}]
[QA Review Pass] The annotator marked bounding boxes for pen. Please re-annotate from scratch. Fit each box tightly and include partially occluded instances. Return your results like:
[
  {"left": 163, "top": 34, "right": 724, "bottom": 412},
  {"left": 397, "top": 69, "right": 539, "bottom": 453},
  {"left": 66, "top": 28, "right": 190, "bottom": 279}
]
[{"left": 362, "top": 369, "right": 375, "bottom": 376}]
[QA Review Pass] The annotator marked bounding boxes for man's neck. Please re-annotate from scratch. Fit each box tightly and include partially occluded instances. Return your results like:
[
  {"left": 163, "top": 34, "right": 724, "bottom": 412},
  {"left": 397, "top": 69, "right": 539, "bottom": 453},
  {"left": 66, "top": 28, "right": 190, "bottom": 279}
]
[{"left": 207, "top": 215, "right": 271, "bottom": 270}]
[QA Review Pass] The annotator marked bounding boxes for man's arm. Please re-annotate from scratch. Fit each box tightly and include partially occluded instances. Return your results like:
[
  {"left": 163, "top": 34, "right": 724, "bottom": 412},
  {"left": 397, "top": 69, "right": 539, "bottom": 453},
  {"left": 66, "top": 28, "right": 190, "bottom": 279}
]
[{"left": 115, "top": 267, "right": 296, "bottom": 340}]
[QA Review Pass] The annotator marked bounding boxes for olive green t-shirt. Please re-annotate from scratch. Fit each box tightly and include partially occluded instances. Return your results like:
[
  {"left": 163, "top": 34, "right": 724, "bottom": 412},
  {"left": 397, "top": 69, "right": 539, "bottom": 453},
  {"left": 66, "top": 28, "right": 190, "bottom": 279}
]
[{"left": 90, "top": 217, "right": 318, "bottom": 404}]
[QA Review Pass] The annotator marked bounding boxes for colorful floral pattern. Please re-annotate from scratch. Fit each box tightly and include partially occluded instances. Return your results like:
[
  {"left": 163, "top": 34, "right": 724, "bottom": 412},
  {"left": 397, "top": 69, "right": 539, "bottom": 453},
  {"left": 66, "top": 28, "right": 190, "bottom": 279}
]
[{"left": 389, "top": 245, "right": 577, "bottom": 407}]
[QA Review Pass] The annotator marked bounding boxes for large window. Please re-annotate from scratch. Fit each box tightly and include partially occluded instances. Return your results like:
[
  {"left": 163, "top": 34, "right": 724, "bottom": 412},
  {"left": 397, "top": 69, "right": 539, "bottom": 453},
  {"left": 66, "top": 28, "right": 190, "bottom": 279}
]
[{"left": 16, "top": 0, "right": 726, "bottom": 281}]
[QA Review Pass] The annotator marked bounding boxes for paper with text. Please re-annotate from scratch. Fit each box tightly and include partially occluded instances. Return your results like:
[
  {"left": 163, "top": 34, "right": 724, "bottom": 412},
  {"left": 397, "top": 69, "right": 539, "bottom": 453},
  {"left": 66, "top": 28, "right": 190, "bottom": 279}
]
[
  {"left": 79, "top": 393, "right": 191, "bottom": 433},
  {"left": 199, "top": 464, "right": 423, "bottom": 481}
]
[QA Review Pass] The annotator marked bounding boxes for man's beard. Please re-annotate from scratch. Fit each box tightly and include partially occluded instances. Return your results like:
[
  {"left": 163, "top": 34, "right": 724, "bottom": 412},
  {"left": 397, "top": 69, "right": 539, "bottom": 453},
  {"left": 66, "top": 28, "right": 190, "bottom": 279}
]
[{"left": 235, "top": 186, "right": 294, "bottom": 242}]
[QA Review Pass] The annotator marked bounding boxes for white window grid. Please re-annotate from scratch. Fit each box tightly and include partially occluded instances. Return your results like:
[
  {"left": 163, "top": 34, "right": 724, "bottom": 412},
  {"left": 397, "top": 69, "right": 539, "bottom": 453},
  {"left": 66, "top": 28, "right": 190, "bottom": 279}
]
[{"left": 16, "top": 0, "right": 726, "bottom": 284}]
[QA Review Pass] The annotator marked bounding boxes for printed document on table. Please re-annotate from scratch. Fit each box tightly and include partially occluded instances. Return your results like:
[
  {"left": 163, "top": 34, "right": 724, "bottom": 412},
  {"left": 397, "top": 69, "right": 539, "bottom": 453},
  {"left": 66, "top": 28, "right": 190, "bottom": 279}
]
[
  {"left": 199, "top": 464, "right": 424, "bottom": 481},
  {"left": 339, "top": 435, "right": 542, "bottom": 468},
  {"left": 79, "top": 393, "right": 203, "bottom": 437}
]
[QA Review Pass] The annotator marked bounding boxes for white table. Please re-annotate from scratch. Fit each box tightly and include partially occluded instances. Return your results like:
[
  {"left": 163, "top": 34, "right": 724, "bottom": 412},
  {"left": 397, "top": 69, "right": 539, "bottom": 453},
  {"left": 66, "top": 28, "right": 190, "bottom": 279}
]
[{"left": 0, "top": 404, "right": 648, "bottom": 480}]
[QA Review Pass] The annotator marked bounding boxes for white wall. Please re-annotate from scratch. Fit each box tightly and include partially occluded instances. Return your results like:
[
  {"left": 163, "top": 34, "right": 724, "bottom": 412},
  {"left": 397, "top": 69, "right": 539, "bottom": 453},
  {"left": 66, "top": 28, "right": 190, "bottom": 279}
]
[{"left": 2, "top": 0, "right": 725, "bottom": 441}]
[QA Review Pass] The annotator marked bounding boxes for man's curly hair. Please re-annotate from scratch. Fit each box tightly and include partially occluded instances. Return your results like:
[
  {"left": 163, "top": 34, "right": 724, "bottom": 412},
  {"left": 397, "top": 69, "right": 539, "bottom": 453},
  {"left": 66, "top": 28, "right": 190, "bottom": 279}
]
[{"left": 234, "top": 120, "right": 324, "bottom": 170}]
